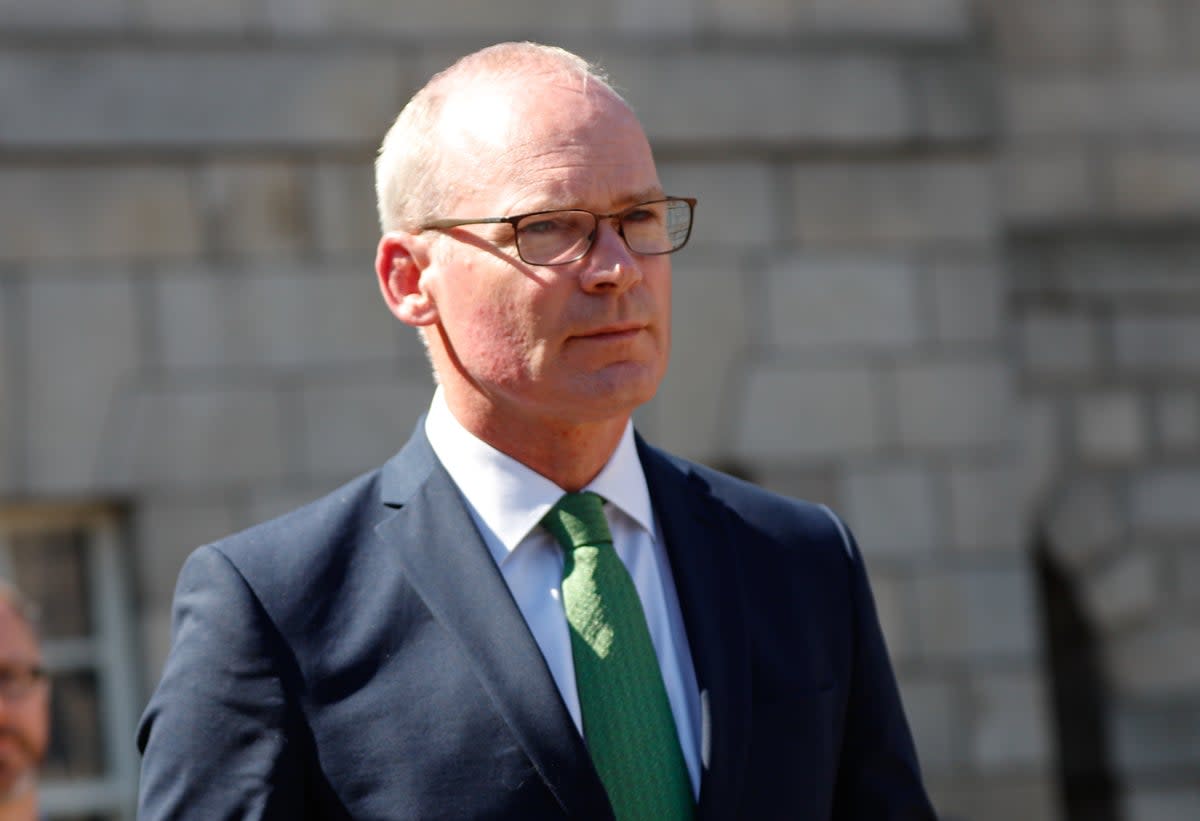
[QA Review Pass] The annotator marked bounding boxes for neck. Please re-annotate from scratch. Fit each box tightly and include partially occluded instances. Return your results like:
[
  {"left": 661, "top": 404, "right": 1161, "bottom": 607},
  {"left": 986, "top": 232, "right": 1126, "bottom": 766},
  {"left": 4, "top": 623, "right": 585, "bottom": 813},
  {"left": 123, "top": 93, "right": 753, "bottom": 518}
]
[{"left": 442, "top": 391, "right": 629, "bottom": 492}]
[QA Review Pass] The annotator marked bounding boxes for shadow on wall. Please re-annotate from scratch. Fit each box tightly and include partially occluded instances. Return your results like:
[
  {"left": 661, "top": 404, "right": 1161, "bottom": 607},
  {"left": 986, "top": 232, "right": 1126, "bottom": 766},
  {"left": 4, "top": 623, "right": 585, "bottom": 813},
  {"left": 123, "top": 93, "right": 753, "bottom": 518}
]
[{"left": 1034, "top": 528, "right": 1120, "bottom": 821}]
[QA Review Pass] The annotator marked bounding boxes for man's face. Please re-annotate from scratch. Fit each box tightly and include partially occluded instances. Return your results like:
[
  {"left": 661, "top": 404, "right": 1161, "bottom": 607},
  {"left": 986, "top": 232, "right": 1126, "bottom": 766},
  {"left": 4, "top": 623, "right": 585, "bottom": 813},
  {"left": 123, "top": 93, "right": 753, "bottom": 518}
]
[
  {"left": 419, "top": 76, "right": 672, "bottom": 430},
  {"left": 0, "top": 603, "right": 47, "bottom": 802}
]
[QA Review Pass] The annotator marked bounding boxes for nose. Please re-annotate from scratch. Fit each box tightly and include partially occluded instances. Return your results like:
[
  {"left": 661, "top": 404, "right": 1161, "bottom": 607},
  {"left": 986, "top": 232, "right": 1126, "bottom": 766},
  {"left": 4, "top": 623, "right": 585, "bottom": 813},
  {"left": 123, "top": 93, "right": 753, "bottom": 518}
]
[{"left": 578, "top": 218, "right": 642, "bottom": 295}]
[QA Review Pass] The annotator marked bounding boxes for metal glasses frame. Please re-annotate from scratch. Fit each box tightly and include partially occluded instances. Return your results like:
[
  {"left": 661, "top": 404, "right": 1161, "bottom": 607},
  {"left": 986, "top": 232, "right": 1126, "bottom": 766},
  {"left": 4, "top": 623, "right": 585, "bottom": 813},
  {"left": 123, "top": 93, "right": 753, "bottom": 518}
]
[{"left": 419, "top": 196, "right": 697, "bottom": 266}]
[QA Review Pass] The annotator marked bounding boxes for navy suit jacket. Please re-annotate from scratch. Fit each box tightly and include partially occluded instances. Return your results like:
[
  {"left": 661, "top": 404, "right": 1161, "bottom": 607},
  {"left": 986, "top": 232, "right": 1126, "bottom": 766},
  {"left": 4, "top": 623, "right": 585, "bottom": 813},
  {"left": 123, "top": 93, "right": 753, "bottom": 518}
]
[{"left": 137, "top": 425, "right": 935, "bottom": 820}]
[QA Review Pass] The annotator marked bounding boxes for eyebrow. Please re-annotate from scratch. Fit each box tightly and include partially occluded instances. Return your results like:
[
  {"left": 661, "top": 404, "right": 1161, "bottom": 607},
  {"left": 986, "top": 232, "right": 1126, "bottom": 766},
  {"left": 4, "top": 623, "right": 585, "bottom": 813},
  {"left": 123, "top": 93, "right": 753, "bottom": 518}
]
[
  {"left": 526, "top": 188, "right": 668, "bottom": 216},
  {"left": 619, "top": 187, "right": 667, "bottom": 208}
]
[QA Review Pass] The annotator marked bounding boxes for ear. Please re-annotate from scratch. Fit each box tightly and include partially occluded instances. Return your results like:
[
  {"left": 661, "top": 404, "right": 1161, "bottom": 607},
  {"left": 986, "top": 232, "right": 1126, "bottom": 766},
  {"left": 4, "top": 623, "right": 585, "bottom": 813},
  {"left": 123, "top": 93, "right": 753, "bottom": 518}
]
[{"left": 376, "top": 231, "right": 439, "bottom": 327}]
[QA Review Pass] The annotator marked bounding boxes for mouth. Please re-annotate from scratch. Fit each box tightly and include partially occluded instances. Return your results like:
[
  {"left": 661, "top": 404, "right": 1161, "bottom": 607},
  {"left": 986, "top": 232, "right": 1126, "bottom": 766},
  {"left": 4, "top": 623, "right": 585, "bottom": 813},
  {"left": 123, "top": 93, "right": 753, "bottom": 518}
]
[{"left": 573, "top": 322, "right": 646, "bottom": 341}]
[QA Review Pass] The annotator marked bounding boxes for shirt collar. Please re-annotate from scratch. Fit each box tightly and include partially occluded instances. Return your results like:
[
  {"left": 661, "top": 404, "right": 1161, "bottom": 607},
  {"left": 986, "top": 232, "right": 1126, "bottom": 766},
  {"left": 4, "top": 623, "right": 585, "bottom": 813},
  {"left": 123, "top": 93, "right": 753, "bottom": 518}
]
[{"left": 423, "top": 387, "right": 655, "bottom": 554}]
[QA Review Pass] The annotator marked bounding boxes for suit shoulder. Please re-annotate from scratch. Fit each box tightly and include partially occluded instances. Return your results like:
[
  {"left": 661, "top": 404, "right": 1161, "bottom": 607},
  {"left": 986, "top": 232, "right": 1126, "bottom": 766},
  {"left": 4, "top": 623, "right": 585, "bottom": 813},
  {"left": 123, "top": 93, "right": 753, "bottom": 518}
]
[{"left": 644, "top": 444, "right": 854, "bottom": 559}]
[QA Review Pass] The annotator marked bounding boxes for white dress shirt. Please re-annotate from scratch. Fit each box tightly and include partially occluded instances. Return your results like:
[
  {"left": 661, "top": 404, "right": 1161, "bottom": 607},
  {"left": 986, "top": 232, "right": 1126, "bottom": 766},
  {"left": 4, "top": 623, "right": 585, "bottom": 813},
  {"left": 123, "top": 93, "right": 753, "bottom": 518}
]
[{"left": 424, "top": 388, "right": 703, "bottom": 796}]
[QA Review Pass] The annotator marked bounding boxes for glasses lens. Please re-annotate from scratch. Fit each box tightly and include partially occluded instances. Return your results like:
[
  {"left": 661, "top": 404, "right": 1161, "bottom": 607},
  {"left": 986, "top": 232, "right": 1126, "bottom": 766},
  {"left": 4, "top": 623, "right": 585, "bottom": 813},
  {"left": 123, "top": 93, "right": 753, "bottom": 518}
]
[
  {"left": 515, "top": 210, "right": 595, "bottom": 265},
  {"left": 621, "top": 199, "right": 693, "bottom": 255},
  {"left": 0, "top": 664, "right": 44, "bottom": 700}
]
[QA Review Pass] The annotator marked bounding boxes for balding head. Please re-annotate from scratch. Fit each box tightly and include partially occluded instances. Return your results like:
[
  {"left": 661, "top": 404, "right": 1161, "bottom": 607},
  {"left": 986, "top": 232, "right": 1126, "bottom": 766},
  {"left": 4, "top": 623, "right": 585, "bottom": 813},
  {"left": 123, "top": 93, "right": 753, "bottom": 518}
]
[{"left": 375, "top": 42, "right": 626, "bottom": 233}]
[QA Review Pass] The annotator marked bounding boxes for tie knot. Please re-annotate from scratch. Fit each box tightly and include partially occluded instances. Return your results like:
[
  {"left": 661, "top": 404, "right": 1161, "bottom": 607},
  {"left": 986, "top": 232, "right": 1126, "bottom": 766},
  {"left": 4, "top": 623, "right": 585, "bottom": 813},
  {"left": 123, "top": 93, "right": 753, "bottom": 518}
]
[{"left": 542, "top": 491, "right": 613, "bottom": 551}]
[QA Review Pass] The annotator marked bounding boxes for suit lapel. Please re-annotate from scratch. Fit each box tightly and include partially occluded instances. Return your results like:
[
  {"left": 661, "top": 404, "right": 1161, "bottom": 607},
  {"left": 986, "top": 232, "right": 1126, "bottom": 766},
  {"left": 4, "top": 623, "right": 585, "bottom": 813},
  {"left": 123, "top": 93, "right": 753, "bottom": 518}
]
[
  {"left": 638, "top": 439, "right": 752, "bottom": 821},
  {"left": 376, "top": 428, "right": 613, "bottom": 821}
]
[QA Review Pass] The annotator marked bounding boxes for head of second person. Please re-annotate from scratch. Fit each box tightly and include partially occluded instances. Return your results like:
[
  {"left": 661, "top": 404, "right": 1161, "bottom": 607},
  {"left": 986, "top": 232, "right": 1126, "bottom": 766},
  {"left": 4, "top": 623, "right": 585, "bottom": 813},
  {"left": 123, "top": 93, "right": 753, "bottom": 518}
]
[
  {"left": 0, "top": 584, "right": 48, "bottom": 811},
  {"left": 374, "top": 43, "right": 679, "bottom": 469}
]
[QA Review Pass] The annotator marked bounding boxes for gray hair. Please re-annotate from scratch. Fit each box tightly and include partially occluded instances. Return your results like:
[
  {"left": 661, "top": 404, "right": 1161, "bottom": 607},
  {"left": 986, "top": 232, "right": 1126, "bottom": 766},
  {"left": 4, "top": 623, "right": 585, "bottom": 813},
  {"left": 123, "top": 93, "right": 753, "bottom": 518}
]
[{"left": 375, "top": 42, "right": 623, "bottom": 233}]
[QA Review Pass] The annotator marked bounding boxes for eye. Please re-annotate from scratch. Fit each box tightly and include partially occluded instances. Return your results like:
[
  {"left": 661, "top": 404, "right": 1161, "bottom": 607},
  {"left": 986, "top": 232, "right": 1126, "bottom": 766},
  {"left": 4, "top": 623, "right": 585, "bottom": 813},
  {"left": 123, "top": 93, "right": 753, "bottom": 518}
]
[
  {"left": 621, "top": 204, "right": 666, "bottom": 226},
  {"left": 518, "top": 214, "right": 572, "bottom": 237}
]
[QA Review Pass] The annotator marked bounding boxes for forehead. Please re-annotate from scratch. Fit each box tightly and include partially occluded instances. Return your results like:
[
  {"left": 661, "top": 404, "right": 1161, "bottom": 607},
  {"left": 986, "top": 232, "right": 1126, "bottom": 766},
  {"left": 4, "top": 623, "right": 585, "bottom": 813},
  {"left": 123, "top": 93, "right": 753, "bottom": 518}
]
[
  {"left": 439, "top": 75, "right": 660, "bottom": 214},
  {"left": 0, "top": 601, "right": 38, "bottom": 660}
]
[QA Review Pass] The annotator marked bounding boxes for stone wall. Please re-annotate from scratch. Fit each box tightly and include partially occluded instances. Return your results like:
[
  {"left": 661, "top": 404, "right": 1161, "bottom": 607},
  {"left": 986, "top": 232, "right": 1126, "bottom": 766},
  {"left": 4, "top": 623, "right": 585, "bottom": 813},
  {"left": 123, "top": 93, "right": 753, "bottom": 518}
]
[
  {"left": 990, "top": 2, "right": 1200, "bottom": 818},
  {"left": 4, "top": 2, "right": 1197, "bottom": 819}
]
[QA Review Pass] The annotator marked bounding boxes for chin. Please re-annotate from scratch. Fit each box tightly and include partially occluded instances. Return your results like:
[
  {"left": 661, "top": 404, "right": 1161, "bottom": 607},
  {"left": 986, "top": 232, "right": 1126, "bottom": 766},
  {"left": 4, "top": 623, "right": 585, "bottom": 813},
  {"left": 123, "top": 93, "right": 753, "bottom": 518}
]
[{"left": 580, "top": 369, "right": 662, "bottom": 414}]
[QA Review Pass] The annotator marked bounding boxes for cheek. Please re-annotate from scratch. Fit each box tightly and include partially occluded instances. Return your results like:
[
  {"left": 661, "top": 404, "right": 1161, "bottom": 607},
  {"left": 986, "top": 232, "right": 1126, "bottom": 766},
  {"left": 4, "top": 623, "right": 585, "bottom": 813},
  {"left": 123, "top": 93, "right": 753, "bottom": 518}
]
[
  {"left": 23, "top": 693, "right": 50, "bottom": 751},
  {"left": 454, "top": 286, "right": 550, "bottom": 375}
]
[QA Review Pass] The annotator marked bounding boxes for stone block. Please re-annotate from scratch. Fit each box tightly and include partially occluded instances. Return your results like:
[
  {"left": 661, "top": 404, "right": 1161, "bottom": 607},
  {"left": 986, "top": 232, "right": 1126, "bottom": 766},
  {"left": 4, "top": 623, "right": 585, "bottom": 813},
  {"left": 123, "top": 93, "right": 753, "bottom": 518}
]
[
  {"left": 1013, "top": 235, "right": 1200, "bottom": 301},
  {"left": 0, "top": 0, "right": 129, "bottom": 28},
  {"left": 1155, "top": 392, "right": 1200, "bottom": 451},
  {"left": 1113, "top": 0, "right": 1180, "bottom": 64},
  {"left": 1113, "top": 695, "right": 1200, "bottom": 773},
  {"left": 928, "top": 774, "right": 1059, "bottom": 821},
  {"left": 1108, "top": 624, "right": 1200, "bottom": 696},
  {"left": 328, "top": 0, "right": 607, "bottom": 36},
  {"left": 765, "top": 254, "right": 921, "bottom": 351},
  {"left": 1116, "top": 315, "right": 1200, "bottom": 373},
  {"left": 788, "top": 160, "right": 996, "bottom": 247},
  {"left": 968, "top": 669, "right": 1053, "bottom": 771},
  {"left": 707, "top": 0, "right": 798, "bottom": 32},
  {"left": 312, "top": 160, "right": 380, "bottom": 258},
  {"left": 153, "top": 262, "right": 407, "bottom": 371},
  {"left": 1044, "top": 477, "right": 1127, "bottom": 571},
  {"left": 656, "top": 162, "right": 775, "bottom": 250},
  {"left": 839, "top": 463, "right": 941, "bottom": 556},
  {"left": 1117, "top": 72, "right": 1200, "bottom": 136},
  {"left": 134, "top": 497, "right": 241, "bottom": 610},
  {"left": 1017, "top": 397, "right": 1061, "bottom": 509},
  {"left": 1017, "top": 310, "right": 1098, "bottom": 380},
  {"left": 1075, "top": 391, "right": 1148, "bottom": 463},
  {"left": 0, "top": 280, "right": 14, "bottom": 493},
  {"left": 116, "top": 384, "right": 287, "bottom": 488},
  {"left": 203, "top": 161, "right": 310, "bottom": 259},
  {"left": 748, "top": 465, "right": 836, "bottom": 508},
  {"left": 615, "top": 0, "right": 697, "bottom": 35},
  {"left": 794, "top": 0, "right": 974, "bottom": 39},
  {"left": 1111, "top": 148, "right": 1200, "bottom": 218},
  {"left": 1175, "top": 546, "right": 1200, "bottom": 607},
  {"left": 948, "top": 463, "right": 1026, "bottom": 552},
  {"left": 645, "top": 256, "right": 749, "bottom": 463},
  {"left": 1084, "top": 549, "right": 1160, "bottom": 631},
  {"left": 26, "top": 271, "right": 140, "bottom": 492},
  {"left": 259, "top": 0, "right": 325, "bottom": 34},
  {"left": 1001, "top": 147, "right": 1097, "bottom": 224},
  {"left": 0, "top": 167, "right": 202, "bottom": 262},
  {"left": 1124, "top": 787, "right": 1200, "bottom": 821},
  {"left": 910, "top": 56, "right": 997, "bottom": 142},
  {"left": 0, "top": 48, "right": 408, "bottom": 147},
  {"left": 892, "top": 358, "right": 1016, "bottom": 450},
  {"left": 897, "top": 674, "right": 959, "bottom": 774},
  {"left": 299, "top": 375, "right": 432, "bottom": 481},
  {"left": 925, "top": 254, "right": 1004, "bottom": 345},
  {"left": 735, "top": 363, "right": 882, "bottom": 461},
  {"left": 139, "top": 0, "right": 249, "bottom": 31},
  {"left": 1003, "top": 75, "right": 1112, "bottom": 139},
  {"left": 914, "top": 561, "right": 1039, "bottom": 661},
  {"left": 1130, "top": 468, "right": 1200, "bottom": 531},
  {"left": 988, "top": 1, "right": 1109, "bottom": 66},
  {"left": 604, "top": 52, "right": 914, "bottom": 145}
]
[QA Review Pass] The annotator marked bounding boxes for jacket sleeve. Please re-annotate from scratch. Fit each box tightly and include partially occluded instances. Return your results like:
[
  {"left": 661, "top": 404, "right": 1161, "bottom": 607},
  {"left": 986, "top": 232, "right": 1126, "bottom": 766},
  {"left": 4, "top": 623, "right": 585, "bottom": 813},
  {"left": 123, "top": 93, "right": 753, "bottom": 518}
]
[
  {"left": 137, "top": 544, "right": 311, "bottom": 821},
  {"left": 825, "top": 512, "right": 939, "bottom": 820}
]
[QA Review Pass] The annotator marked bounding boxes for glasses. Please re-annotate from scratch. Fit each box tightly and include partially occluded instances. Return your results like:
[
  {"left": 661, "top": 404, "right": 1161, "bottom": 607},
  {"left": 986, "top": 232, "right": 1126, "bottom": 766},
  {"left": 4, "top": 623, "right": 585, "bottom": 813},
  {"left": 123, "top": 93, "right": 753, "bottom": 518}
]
[
  {"left": 421, "top": 197, "right": 697, "bottom": 266},
  {"left": 0, "top": 663, "right": 46, "bottom": 701}
]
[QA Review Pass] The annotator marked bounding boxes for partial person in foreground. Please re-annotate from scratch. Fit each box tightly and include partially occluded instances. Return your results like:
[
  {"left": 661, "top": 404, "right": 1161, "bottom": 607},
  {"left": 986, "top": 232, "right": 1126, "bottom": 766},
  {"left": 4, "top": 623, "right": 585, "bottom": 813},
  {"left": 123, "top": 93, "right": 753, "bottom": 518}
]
[
  {"left": 137, "top": 41, "right": 937, "bottom": 820},
  {"left": 0, "top": 583, "right": 49, "bottom": 821}
]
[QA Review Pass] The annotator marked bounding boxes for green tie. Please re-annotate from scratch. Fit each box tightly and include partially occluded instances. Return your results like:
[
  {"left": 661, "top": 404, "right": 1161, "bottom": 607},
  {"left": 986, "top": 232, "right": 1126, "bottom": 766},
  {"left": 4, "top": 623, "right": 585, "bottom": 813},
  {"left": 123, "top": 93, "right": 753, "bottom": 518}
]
[{"left": 541, "top": 492, "right": 695, "bottom": 821}]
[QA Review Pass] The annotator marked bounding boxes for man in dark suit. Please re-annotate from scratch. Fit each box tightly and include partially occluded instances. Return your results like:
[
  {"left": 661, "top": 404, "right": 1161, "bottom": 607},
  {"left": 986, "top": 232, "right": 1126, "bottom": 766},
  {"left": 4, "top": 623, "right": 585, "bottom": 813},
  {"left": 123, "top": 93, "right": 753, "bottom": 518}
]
[{"left": 137, "top": 41, "right": 935, "bottom": 820}]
